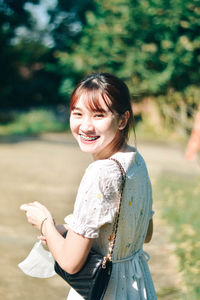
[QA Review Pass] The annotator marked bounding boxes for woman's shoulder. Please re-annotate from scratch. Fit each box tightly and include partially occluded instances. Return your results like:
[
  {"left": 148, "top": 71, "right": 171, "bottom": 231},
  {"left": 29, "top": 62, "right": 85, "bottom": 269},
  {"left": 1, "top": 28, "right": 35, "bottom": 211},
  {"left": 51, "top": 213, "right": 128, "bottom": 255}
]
[
  {"left": 83, "top": 148, "right": 148, "bottom": 179},
  {"left": 86, "top": 158, "right": 122, "bottom": 176},
  {"left": 81, "top": 159, "right": 123, "bottom": 187},
  {"left": 110, "top": 147, "right": 149, "bottom": 177},
  {"left": 79, "top": 159, "right": 122, "bottom": 193}
]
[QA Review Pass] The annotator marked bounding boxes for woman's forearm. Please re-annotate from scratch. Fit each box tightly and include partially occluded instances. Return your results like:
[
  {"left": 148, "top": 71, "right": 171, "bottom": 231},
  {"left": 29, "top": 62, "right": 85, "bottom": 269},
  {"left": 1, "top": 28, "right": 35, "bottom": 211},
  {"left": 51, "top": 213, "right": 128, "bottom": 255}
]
[{"left": 42, "top": 219, "right": 93, "bottom": 274}]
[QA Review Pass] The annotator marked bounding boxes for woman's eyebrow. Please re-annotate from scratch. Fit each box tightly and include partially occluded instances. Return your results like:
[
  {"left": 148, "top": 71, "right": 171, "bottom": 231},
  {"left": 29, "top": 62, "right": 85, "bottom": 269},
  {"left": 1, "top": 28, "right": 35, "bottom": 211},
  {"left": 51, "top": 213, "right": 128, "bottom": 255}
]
[
  {"left": 71, "top": 106, "right": 82, "bottom": 111},
  {"left": 92, "top": 108, "right": 107, "bottom": 113},
  {"left": 72, "top": 105, "right": 108, "bottom": 113}
]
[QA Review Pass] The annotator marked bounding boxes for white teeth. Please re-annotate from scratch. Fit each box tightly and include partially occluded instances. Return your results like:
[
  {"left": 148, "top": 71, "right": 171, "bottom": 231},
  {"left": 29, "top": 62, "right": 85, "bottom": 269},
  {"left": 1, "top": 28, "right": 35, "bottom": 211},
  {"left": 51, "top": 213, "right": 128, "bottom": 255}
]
[{"left": 80, "top": 135, "right": 99, "bottom": 141}]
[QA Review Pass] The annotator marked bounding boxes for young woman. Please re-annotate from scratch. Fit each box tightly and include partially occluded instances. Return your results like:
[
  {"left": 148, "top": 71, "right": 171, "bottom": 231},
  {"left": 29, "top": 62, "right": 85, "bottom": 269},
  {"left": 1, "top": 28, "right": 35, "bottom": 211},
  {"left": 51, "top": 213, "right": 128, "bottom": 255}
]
[{"left": 20, "top": 73, "right": 157, "bottom": 299}]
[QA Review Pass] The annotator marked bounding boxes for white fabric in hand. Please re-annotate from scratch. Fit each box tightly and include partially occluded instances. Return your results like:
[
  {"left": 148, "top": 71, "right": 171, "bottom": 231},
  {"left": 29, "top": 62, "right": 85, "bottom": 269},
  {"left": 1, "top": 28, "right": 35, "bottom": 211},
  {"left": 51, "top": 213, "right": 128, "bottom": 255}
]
[{"left": 18, "top": 240, "right": 56, "bottom": 278}]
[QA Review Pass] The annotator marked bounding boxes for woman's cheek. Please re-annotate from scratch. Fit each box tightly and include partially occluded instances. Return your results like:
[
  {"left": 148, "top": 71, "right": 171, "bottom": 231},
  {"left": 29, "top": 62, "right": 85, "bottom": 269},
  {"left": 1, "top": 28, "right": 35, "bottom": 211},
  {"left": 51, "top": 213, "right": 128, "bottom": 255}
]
[
  {"left": 98, "top": 118, "right": 114, "bottom": 130},
  {"left": 103, "top": 119, "right": 119, "bottom": 133},
  {"left": 70, "top": 118, "right": 78, "bottom": 132}
]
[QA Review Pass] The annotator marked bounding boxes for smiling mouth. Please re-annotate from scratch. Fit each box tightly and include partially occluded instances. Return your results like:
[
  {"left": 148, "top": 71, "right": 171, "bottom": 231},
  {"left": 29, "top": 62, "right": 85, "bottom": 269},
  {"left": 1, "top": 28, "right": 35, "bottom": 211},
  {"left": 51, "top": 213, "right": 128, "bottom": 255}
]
[{"left": 80, "top": 134, "right": 100, "bottom": 141}]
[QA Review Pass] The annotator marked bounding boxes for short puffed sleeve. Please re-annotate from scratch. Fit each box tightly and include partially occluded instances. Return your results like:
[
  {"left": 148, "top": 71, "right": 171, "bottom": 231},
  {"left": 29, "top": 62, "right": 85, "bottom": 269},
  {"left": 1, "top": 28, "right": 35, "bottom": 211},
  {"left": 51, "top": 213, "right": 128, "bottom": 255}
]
[{"left": 64, "top": 159, "right": 122, "bottom": 238}]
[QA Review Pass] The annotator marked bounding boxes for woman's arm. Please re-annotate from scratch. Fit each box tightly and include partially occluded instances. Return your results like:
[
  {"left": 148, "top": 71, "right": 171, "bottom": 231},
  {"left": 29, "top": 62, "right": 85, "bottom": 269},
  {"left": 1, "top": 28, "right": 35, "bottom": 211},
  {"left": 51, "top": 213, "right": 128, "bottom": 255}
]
[
  {"left": 20, "top": 202, "right": 93, "bottom": 274},
  {"left": 144, "top": 218, "right": 153, "bottom": 243},
  {"left": 43, "top": 220, "right": 93, "bottom": 274}
]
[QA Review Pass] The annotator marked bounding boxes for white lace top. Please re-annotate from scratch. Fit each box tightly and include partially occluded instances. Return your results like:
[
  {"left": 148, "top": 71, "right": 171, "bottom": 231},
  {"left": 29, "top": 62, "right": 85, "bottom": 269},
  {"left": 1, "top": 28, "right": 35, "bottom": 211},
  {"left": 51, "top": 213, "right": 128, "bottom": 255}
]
[{"left": 65, "top": 148, "right": 157, "bottom": 300}]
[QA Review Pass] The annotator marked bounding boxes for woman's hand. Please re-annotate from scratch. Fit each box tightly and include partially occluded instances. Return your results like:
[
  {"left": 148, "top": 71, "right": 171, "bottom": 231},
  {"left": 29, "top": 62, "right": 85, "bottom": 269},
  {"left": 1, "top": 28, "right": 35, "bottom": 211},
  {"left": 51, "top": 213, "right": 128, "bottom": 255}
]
[
  {"left": 38, "top": 234, "right": 48, "bottom": 245},
  {"left": 20, "top": 201, "right": 54, "bottom": 233}
]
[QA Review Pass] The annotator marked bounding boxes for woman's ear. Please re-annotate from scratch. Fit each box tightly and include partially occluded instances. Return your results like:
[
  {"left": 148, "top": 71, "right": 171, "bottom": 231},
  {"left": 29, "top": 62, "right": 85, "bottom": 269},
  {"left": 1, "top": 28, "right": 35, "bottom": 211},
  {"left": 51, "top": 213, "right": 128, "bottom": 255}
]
[{"left": 118, "top": 111, "right": 130, "bottom": 130}]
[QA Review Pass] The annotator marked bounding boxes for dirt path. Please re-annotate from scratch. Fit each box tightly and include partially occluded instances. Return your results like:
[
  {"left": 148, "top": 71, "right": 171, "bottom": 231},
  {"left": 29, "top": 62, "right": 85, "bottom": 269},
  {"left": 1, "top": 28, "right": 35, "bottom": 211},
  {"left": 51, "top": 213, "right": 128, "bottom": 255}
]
[{"left": 0, "top": 133, "right": 199, "bottom": 300}]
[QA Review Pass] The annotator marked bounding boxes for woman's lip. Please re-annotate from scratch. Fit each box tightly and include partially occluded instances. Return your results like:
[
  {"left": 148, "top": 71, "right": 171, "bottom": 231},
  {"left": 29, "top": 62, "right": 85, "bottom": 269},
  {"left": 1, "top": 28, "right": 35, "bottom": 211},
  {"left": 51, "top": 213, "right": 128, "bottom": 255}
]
[{"left": 79, "top": 134, "right": 100, "bottom": 141}]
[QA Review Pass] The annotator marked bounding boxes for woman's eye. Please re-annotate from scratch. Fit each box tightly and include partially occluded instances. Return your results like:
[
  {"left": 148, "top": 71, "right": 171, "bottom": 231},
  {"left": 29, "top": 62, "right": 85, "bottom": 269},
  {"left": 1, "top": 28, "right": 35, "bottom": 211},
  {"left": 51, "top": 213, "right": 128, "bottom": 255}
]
[
  {"left": 94, "top": 113, "right": 104, "bottom": 118},
  {"left": 72, "top": 112, "right": 82, "bottom": 117}
]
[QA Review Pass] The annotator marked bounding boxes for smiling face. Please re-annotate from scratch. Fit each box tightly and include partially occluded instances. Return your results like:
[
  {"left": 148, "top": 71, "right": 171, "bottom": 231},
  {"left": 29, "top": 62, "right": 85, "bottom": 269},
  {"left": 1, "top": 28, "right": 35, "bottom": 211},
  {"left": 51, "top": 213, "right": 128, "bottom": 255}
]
[{"left": 70, "top": 94, "right": 122, "bottom": 160}]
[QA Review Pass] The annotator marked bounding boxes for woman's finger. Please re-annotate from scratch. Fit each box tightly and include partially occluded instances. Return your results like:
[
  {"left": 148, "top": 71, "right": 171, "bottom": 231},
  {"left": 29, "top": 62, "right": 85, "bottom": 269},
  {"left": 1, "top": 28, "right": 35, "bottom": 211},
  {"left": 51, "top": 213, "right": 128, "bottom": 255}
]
[
  {"left": 37, "top": 235, "right": 47, "bottom": 245},
  {"left": 37, "top": 235, "right": 46, "bottom": 241},
  {"left": 20, "top": 204, "right": 30, "bottom": 211},
  {"left": 32, "top": 201, "right": 43, "bottom": 208}
]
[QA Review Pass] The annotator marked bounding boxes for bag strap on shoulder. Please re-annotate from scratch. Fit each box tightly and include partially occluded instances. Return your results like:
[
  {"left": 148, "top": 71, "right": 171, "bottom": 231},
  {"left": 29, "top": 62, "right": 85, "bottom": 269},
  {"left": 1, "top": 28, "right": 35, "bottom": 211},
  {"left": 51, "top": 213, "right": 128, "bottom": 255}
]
[{"left": 102, "top": 158, "right": 126, "bottom": 268}]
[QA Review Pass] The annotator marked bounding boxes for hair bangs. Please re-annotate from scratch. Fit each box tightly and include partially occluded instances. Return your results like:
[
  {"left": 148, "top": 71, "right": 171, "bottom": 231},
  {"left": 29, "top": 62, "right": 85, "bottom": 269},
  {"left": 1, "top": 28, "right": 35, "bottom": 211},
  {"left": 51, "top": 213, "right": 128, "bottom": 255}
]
[{"left": 70, "top": 87, "right": 112, "bottom": 113}]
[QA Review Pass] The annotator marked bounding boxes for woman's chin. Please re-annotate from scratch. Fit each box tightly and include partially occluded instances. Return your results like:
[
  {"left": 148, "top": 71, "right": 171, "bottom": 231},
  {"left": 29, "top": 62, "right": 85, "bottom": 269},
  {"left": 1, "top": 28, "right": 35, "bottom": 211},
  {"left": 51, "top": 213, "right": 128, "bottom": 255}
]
[{"left": 78, "top": 142, "right": 96, "bottom": 154}]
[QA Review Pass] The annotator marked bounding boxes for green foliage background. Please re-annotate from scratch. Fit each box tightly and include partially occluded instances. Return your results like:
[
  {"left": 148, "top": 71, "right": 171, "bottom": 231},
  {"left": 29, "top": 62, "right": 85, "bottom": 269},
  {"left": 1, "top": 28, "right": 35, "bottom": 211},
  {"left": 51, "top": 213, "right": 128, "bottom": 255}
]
[
  {"left": 0, "top": 0, "right": 200, "bottom": 111},
  {"left": 57, "top": 0, "right": 200, "bottom": 97}
]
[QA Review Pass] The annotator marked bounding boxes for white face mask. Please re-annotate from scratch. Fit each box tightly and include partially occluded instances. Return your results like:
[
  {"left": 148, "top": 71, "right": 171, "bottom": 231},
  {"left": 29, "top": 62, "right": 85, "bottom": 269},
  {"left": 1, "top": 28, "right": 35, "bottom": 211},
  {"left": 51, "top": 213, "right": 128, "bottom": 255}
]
[{"left": 18, "top": 240, "right": 56, "bottom": 278}]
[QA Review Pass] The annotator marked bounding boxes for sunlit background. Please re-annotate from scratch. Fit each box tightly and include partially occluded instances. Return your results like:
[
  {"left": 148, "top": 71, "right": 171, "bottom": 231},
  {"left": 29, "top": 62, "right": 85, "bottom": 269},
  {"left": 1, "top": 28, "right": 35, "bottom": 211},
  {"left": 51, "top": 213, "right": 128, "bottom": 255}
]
[{"left": 0, "top": 0, "right": 200, "bottom": 299}]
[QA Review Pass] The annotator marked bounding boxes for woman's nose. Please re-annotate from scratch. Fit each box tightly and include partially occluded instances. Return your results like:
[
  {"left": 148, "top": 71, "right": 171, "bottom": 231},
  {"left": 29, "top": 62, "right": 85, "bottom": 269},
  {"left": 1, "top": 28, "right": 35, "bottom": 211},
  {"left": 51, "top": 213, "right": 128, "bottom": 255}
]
[{"left": 80, "top": 116, "right": 94, "bottom": 132}]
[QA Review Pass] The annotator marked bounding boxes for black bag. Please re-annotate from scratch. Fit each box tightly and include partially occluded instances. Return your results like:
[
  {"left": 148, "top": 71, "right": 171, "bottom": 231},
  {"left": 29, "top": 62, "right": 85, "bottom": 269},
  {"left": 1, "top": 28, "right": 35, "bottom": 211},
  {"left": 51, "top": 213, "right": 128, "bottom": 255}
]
[
  {"left": 54, "top": 158, "right": 126, "bottom": 300},
  {"left": 55, "top": 230, "right": 112, "bottom": 300}
]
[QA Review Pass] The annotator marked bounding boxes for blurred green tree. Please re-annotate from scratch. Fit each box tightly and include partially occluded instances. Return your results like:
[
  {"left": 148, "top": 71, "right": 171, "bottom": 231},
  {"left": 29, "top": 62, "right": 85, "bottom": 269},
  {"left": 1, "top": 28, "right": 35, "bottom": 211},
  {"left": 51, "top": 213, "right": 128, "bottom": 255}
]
[
  {"left": 0, "top": 0, "right": 63, "bottom": 110},
  {"left": 1, "top": 0, "right": 200, "bottom": 112},
  {"left": 54, "top": 0, "right": 200, "bottom": 102}
]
